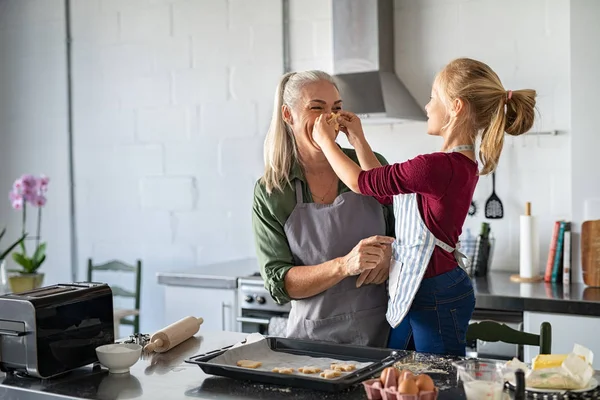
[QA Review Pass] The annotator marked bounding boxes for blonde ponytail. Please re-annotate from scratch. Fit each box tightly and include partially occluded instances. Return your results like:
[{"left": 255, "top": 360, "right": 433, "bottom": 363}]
[
  {"left": 479, "top": 89, "right": 536, "bottom": 174},
  {"left": 261, "top": 72, "right": 296, "bottom": 194},
  {"left": 260, "top": 70, "right": 338, "bottom": 194},
  {"left": 436, "top": 58, "right": 537, "bottom": 175}
]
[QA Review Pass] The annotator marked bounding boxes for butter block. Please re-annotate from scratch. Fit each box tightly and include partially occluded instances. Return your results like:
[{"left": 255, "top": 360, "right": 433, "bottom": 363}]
[{"left": 532, "top": 354, "right": 569, "bottom": 370}]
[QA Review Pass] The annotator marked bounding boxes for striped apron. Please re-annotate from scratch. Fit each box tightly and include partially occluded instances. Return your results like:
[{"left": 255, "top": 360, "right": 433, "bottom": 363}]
[{"left": 386, "top": 145, "right": 472, "bottom": 328}]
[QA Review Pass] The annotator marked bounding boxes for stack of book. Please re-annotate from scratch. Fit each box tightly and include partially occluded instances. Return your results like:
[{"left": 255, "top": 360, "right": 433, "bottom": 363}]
[{"left": 544, "top": 221, "right": 572, "bottom": 285}]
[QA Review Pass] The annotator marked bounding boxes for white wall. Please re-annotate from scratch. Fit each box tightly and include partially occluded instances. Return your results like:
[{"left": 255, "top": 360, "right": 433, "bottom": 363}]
[
  {"left": 289, "top": 0, "right": 572, "bottom": 276},
  {"left": 570, "top": 0, "right": 600, "bottom": 283},
  {"left": 0, "top": 0, "right": 72, "bottom": 286},
  {"left": 70, "top": 0, "right": 282, "bottom": 332}
]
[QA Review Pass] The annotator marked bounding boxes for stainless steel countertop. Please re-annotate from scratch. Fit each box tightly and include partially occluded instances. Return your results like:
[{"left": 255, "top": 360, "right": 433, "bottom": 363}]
[
  {"left": 473, "top": 271, "right": 600, "bottom": 316},
  {"left": 156, "top": 258, "right": 258, "bottom": 289},
  {"left": 0, "top": 330, "right": 554, "bottom": 400}
]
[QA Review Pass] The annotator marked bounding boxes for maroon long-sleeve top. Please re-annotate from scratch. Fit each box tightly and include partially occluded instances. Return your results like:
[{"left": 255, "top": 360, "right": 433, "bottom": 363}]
[{"left": 358, "top": 152, "right": 479, "bottom": 278}]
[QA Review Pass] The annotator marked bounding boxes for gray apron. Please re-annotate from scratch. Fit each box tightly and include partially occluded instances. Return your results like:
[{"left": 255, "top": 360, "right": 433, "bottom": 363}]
[{"left": 283, "top": 179, "right": 390, "bottom": 347}]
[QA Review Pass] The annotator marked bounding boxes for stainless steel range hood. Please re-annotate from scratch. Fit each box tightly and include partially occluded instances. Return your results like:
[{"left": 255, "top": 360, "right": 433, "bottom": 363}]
[{"left": 332, "top": 0, "right": 426, "bottom": 124}]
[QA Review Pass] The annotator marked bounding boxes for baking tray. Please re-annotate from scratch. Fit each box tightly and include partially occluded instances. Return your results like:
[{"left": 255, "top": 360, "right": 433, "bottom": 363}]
[{"left": 185, "top": 336, "right": 406, "bottom": 392}]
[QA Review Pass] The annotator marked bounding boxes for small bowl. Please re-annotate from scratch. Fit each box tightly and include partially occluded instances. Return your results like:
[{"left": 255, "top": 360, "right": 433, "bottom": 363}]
[{"left": 96, "top": 343, "right": 142, "bottom": 374}]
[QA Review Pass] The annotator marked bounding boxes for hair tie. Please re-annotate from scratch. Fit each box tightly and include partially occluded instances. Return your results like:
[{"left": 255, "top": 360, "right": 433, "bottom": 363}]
[{"left": 506, "top": 90, "right": 513, "bottom": 101}]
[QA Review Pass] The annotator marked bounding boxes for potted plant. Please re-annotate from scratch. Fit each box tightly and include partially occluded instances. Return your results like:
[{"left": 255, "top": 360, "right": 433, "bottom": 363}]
[
  {"left": 0, "top": 227, "right": 27, "bottom": 294},
  {"left": 7, "top": 174, "right": 49, "bottom": 293}
]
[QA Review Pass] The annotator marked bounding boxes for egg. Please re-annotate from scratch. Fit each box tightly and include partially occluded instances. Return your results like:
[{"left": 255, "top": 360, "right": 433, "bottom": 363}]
[
  {"left": 397, "top": 377, "right": 419, "bottom": 395},
  {"left": 397, "top": 369, "right": 415, "bottom": 382},
  {"left": 415, "top": 374, "right": 435, "bottom": 392},
  {"left": 379, "top": 366, "right": 398, "bottom": 384}
]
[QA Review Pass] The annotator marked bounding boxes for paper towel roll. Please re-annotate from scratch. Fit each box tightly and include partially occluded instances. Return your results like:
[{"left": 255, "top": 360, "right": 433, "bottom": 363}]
[{"left": 519, "top": 215, "right": 539, "bottom": 278}]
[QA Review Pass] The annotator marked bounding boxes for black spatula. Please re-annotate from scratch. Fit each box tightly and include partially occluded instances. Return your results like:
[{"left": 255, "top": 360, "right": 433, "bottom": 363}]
[{"left": 485, "top": 172, "right": 503, "bottom": 219}]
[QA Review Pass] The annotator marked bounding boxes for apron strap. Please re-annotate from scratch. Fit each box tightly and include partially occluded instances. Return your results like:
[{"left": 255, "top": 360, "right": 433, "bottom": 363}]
[
  {"left": 294, "top": 179, "right": 304, "bottom": 204},
  {"left": 446, "top": 145, "right": 474, "bottom": 153},
  {"left": 434, "top": 239, "right": 469, "bottom": 271}
]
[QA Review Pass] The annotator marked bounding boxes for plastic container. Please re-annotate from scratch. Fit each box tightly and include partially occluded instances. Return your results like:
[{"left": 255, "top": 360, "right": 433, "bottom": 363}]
[{"left": 453, "top": 359, "right": 506, "bottom": 400}]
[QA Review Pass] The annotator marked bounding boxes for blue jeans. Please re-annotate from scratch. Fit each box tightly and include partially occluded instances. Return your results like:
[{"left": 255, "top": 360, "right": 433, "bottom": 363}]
[{"left": 387, "top": 267, "right": 475, "bottom": 356}]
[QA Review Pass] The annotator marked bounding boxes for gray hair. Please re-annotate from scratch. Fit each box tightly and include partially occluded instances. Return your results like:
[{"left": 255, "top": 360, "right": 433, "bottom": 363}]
[{"left": 261, "top": 70, "right": 338, "bottom": 194}]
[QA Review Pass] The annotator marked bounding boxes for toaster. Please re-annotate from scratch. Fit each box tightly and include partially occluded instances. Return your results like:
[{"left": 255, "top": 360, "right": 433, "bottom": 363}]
[{"left": 0, "top": 282, "right": 115, "bottom": 379}]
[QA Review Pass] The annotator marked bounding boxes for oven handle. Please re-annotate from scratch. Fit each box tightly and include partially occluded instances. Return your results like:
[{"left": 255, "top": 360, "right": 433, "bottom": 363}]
[
  {"left": 236, "top": 317, "right": 270, "bottom": 325},
  {"left": 0, "top": 329, "right": 27, "bottom": 337}
]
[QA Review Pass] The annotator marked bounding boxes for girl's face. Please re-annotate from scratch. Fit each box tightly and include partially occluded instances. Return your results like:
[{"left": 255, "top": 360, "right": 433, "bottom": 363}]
[{"left": 424, "top": 81, "right": 449, "bottom": 136}]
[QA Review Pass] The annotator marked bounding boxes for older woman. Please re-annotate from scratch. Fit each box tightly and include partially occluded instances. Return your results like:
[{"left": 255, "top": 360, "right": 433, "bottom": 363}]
[{"left": 251, "top": 70, "right": 395, "bottom": 347}]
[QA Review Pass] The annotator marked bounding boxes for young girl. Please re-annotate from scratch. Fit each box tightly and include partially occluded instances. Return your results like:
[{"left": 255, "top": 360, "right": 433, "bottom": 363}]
[{"left": 312, "top": 58, "right": 536, "bottom": 356}]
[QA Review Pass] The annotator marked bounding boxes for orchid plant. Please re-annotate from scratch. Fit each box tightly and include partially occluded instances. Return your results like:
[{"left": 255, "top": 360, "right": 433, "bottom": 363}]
[{"left": 9, "top": 174, "right": 49, "bottom": 274}]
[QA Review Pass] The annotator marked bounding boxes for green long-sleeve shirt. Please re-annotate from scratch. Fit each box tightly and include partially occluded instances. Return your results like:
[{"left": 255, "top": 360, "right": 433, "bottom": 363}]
[{"left": 251, "top": 148, "right": 396, "bottom": 305}]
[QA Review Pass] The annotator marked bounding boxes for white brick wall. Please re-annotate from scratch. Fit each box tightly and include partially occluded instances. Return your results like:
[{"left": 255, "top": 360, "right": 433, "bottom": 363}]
[
  {"left": 72, "top": 0, "right": 282, "bottom": 333},
  {"left": 0, "top": 0, "right": 588, "bottom": 336},
  {"left": 290, "top": 0, "right": 572, "bottom": 275}
]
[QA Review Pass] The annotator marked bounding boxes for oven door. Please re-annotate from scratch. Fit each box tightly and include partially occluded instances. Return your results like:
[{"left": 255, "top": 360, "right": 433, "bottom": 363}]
[{"left": 237, "top": 309, "right": 288, "bottom": 336}]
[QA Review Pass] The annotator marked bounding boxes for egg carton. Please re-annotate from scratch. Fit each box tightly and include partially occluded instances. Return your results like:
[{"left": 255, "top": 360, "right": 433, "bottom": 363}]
[{"left": 362, "top": 370, "right": 438, "bottom": 400}]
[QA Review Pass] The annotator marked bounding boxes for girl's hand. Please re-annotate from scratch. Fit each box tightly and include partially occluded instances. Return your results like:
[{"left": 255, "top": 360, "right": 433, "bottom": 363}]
[
  {"left": 338, "top": 111, "right": 365, "bottom": 146},
  {"left": 312, "top": 113, "right": 337, "bottom": 149}
]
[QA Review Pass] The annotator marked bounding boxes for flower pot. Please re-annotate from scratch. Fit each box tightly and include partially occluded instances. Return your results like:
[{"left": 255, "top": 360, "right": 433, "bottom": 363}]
[{"left": 9, "top": 273, "right": 45, "bottom": 293}]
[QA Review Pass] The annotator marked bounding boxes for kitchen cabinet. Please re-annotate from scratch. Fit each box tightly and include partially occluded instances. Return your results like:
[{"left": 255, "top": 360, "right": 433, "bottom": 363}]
[
  {"left": 164, "top": 286, "right": 238, "bottom": 332},
  {"left": 524, "top": 311, "right": 600, "bottom": 368}
]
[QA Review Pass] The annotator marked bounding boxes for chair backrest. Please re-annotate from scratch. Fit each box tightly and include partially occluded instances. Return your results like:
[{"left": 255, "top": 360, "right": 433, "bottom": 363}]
[
  {"left": 466, "top": 320, "right": 552, "bottom": 355},
  {"left": 87, "top": 258, "right": 142, "bottom": 330}
]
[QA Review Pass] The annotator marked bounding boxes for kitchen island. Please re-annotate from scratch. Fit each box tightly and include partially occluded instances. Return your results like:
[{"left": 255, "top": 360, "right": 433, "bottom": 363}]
[{"left": 0, "top": 330, "right": 528, "bottom": 400}]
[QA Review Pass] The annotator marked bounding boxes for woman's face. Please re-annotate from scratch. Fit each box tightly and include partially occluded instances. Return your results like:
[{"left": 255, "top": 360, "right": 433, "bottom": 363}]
[
  {"left": 424, "top": 81, "right": 449, "bottom": 136},
  {"left": 283, "top": 80, "right": 342, "bottom": 150}
]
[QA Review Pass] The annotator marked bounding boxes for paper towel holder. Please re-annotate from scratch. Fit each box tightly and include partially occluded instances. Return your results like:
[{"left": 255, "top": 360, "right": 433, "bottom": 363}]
[{"left": 511, "top": 202, "right": 544, "bottom": 283}]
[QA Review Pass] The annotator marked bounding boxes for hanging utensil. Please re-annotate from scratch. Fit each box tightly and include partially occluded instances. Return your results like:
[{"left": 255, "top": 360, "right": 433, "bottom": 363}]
[
  {"left": 468, "top": 200, "right": 477, "bottom": 217},
  {"left": 485, "top": 172, "right": 504, "bottom": 219}
]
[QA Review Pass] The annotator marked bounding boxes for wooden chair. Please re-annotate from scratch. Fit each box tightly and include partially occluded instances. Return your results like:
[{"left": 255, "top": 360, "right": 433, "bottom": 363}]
[
  {"left": 87, "top": 258, "right": 142, "bottom": 337},
  {"left": 467, "top": 320, "right": 552, "bottom": 356}
]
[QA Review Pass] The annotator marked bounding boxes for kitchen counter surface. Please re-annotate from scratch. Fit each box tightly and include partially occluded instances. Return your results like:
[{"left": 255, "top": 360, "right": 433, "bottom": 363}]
[
  {"left": 156, "top": 258, "right": 258, "bottom": 289},
  {"left": 156, "top": 262, "right": 600, "bottom": 317},
  {"left": 0, "top": 330, "right": 544, "bottom": 400},
  {"left": 474, "top": 271, "right": 600, "bottom": 316}
]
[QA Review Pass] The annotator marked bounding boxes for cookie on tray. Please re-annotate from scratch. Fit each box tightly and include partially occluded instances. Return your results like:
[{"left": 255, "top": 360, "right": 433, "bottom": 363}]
[
  {"left": 298, "top": 366, "right": 321, "bottom": 374},
  {"left": 236, "top": 360, "right": 262, "bottom": 369},
  {"left": 330, "top": 362, "right": 356, "bottom": 372},
  {"left": 320, "top": 369, "right": 342, "bottom": 379},
  {"left": 272, "top": 367, "right": 294, "bottom": 374}
]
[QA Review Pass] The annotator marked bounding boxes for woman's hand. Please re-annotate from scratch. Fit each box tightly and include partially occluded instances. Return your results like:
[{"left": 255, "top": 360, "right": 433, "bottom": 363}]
[
  {"left": 341, "top": 235, "right": 395, "bottom": 277},
  {"left": 338, "top": 111, "right": 365, "bottom": 146},
  {"left": 356, "top": 242, "right": 392, "bottom": 287},
  {"left": 312, "top": 113, "right": 337, "bottom": 149}
]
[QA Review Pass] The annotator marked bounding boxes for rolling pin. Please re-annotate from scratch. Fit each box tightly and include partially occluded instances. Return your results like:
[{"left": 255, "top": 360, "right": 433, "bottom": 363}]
[{"left": 143, "top": 316, "right": 204, "bottom": 353}]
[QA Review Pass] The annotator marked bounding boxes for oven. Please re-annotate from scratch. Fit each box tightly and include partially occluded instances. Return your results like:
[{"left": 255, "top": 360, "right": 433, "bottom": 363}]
[{"left": 236, "top": 276, "right": 290, "bottom": 336}]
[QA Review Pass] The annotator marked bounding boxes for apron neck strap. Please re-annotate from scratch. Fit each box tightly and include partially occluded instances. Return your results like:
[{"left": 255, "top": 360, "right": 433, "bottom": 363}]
[
  {"left": 446, "top": 144, "right": 474, "bottom": 153},
  {"left": 294, "top": 179, "right": 304, "bottom": 204}
]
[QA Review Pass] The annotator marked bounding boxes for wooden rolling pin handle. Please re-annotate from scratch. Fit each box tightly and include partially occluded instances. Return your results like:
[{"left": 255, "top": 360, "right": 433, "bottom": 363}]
[
  {"left": 525, "top": 202, "right": 531, "bottom": 216},
  {"left": 144, "top": 338, "right": 164, "bottom": 352},
  {"left": 144, "top": 316, "right": 203, "bottom": 353}
]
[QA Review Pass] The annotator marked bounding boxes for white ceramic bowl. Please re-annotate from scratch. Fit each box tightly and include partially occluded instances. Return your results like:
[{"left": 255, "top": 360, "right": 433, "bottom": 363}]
[{"left": 96, "top": 343, "right": 142, "bottom": 374}]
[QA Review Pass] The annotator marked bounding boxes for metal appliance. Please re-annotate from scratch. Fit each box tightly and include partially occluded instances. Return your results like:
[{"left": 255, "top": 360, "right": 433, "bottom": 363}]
[
  {"left": 0, "top": 282, "right": 115, "bottom": 378},
  {"left": 330, "top": 0, "right": 427, "bottom": 124},
  {"left": 236, "top": 274, "right": 290, "bottom": 335}
]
